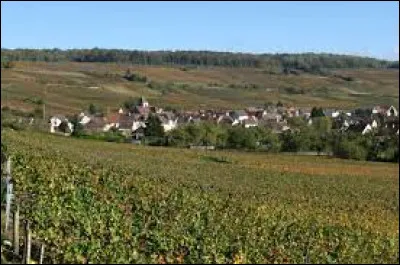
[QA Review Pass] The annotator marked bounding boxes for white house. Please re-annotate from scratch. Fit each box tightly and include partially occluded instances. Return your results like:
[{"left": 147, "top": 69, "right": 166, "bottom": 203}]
[
  {"left": 230, "top": 110, "right": 249, "bottom": 123},
  {"left": 103, "top": 123, "right": 118, "bottom": 132},
  {"left": 371, "top": 120, "right": 378, "bottom": 128},
  {"left": 331, "top": 110, "right": 341, "bottom": 118},
  {"left": 161, "top": 118, "right": 178, "bottom": 132},
  {"left": 78, "top": 113, "right": 91, "bottom": 125},
  {"left": 362, "top": 124, "right": 373, "bottom": 135},
  {"left": 372, "top": 105, "right": 398, "bottom": 117},
  {"left": 243, "top": 117, "right": 258, "bottom": 128},
  {"left": 49, "top": 115, "right": 74, "bottom": 134},
  {"left": 132, "top": 120, "right": 146, "bottom": 132},
  {"left": 386, "top": 106, "right": 398, "bottom": 117}
]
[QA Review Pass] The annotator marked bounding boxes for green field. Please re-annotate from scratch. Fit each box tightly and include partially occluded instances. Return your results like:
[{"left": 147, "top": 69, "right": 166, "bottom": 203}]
[
  {"left": 2, "top": 129, "right": 398, "bottom": 263},
  {"left": 1, "top": 62, "right": 398, "bottom": 115}
]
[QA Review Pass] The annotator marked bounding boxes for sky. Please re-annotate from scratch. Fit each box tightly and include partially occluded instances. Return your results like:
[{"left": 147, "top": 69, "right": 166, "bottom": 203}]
[{"left": 1, "top": 1, "right": 399, "bottom": 60}]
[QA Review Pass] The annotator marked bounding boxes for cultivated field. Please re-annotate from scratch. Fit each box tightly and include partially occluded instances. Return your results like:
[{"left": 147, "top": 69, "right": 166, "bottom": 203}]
[
  {"left": 2, "top": 129, "right": 399, "bottom": 263},
  {"left": 1, "top": 62, "right": 398, "bottom": 115}
]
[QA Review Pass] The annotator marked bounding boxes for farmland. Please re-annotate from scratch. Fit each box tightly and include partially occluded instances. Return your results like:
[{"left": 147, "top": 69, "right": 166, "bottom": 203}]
[
  {"left": 1, "top": 61, "right": 399, "bottom": 116},
  {"left": 2, "top": 129, "right": 399, "bottom": 263}
]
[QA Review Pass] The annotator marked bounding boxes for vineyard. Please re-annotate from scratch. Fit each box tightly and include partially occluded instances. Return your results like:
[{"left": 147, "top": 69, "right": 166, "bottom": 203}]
[{"left": 1, "top": 128, "right": 399, "bottom": 263}]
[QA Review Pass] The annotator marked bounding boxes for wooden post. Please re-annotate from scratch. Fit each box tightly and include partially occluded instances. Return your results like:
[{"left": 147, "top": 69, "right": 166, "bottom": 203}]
[
  {"left": 39, "top": 244, "right": 45, "bottom": 264},
  {"left": 13, "top": 206, "right": 20, "bottom": 256},
  {"left": 23, "top": 221, "right": 32, "bottom": 264},
  {"left": 5, "top": 157, "right": 13, "bottom": 232}
]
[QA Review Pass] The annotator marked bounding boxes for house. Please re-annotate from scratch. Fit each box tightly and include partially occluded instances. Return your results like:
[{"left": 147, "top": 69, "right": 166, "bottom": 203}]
[
  {"left": 346, "top": 118, "right": 374, "bottom": 135},
  {"left": 229, "top": 110, "right": 249, "bottom": 123},
  {"left": 103, "top": 113, "right": 121, "bottom": 131},
  {"left": 49, "top": 115, "right": 74, "bottom": 135},
  {"left": 386, "top": 106, "right": 398, "bottom": 117},
  {"left": 383, "top": 116, "right": 399, "bottom": 134},
  {"left": 132, "top": 126, "right": 146, "bottom": 143},
  {"left": 78, "top": 112, "right": 92, "bottom": 125},
  {"left": 246, "top": 107, "right": 266, "bottom": 119},
  {"left": 323, "top": 109, "right": 340, "bottom": 118},
  {"left": 299, "top": 108, "right": 312, "bottom": 119},
  {"left": 286, "top": 107, "right": 299, "bottom": 118},
  {"left": 49, "top": 115, "right": 64, "bottom": 129},
  {"left": 118, "top": 114, "right": 137, "bottom": 136},
  {"left": 243, "top": 116, "right": 258, "bottom": 128},
  {"left": 372, "top": 105, "right": 398, "bottom": 117},
  {"left": 158, "top": 112, "right": 178, "bottom": 132},
  {"left": 217, "top": 115, "right": 236, "bottom": 126},
  {"left": 83, "top": 116, "right": 106, "bottom": 132},
  {"left": 262, "top": 112, "right": 282, "bottom": 123},
  {"left": 132, "top": 119, "right": 146, "bottom": 132},
  {"left": 362, "top": 124, "right": 373, "bottom": 135},
  {"left": 103, "top": 112, "right": 135, "bottom": 133}
]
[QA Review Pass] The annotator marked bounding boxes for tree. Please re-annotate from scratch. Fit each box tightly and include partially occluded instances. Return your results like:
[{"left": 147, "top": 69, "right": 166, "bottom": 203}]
[
  {"left": 354, "top": 108, "right": 371, "bottom": 118},
  {"left": 144, "top": 114, "right": 164, "bottom": 138},
  {"left": 312, "top": 116, "right": 332, "bottom": 134},
  {"left": 287, "top": 117, "right": 308, "bottom": 130},
  {"left": 167, "top": 127, "right": 189, "bottom": 147},
  {"left": 88, "top": 103, "right": 102, "bottom": 115},
  {"left": 254, "top": 127, "right": 281, "bottom": 152},
  {"left": 311, "top": 107, "right": 325, "bottom": 118},
  {"left": 70, "top": 115, "right": 84, "bottom": 137},
  {"left": 226, "top": 127, "right": 258, "bottom": 150},
  {"left": 332, "top": 136, "right": 368, "bottom": 161},
  {"left": 2, "top": 61, "right": 15, "bottom": 69},
  {"left": 123, "top": 97, "right": 140, "bottom": 111}
]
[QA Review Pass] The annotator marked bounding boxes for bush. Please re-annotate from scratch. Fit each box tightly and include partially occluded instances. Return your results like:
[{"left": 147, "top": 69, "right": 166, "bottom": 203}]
[
  {"left": 1, "top": 120, "right": 26, "bottom": 131},
  {"left": 88, "top": 103, "right": 103, "bottom": 115},
  {"left": 334, "top": 139, "right": 368, "bottom": 161},
  {"left": 69, "top": 115, "right": 84, "bottom": 137},
  {"left": 2, "top": 61, "right": 15, "bottom": 69},
  {"left": 227, "top": 127, "right": 258, "bottom": 150},
  {"left": 29, "top": 107, "right": 43, "bottom": 118},
  {"left": 124, "top": 69, "right": 147, "bottom": 82}
]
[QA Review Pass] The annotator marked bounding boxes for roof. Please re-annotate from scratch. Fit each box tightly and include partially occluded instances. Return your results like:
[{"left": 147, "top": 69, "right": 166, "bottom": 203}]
[
  {"left": 51, "top": 114, "right": 67, "bottom": 120},
  {"left": 244, "top": 117, "right": 258, "bottom": 125},
  {"left": 118, "top": 115, "right": 135, "bottom": 129},
  {"left": 229, "top": 110, "right": 247, "bottom": 118},
  {"left": 218, "top": 115, "right": 234, "bottom": 124},
  {"left": 84, "top": 117, "right": 106, "bottom": 130}
]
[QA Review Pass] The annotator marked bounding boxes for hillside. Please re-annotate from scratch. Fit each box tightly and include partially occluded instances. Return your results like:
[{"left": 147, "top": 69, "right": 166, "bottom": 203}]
[
  {"left": 1, "top": 129, "right": 398, "bottom": 263},
  {"left": 1, "top": 61, "right": 398, "bottom": 115}
]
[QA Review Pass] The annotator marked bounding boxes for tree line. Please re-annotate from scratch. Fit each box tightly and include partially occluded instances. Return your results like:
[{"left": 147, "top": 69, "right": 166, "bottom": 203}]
[{"left": 1, "top": 48, "right": 398, "bottom": 71}]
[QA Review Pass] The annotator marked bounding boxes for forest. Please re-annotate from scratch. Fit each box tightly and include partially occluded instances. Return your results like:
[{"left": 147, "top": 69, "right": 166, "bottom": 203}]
[{"left": 1, "top": 48, "right": 398, "bottom": 72}]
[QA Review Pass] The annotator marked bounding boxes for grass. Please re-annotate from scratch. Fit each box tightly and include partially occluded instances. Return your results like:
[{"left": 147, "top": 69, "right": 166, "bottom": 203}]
[
  {"left": 1, "top": 129, "right": 398, "bottom": 263},
  {"left": 1, "top": 62, "right": 398, "bottom": 115}
]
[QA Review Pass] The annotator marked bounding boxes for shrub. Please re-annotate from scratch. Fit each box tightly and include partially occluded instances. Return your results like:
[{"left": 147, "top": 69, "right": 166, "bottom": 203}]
[
  {"left": 2, "top": 61, "right": 15, "bottom": 69},
  {"left": 124, "top": 69, "right": 148, "bottom": 82},
  {"left": 334, "top": 139, "right": 368, "bottom": 161}
]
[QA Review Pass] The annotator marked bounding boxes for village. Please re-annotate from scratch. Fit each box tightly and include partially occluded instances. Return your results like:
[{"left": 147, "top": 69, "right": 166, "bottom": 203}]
[{"left": 48, "top": 96, "right": 400, "bottom": 141}]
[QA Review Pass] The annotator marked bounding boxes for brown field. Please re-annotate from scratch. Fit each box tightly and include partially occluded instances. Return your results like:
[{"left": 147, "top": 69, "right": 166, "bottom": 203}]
[{"left": 1, "top": 61, "right": 398, "bottom": 116}]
